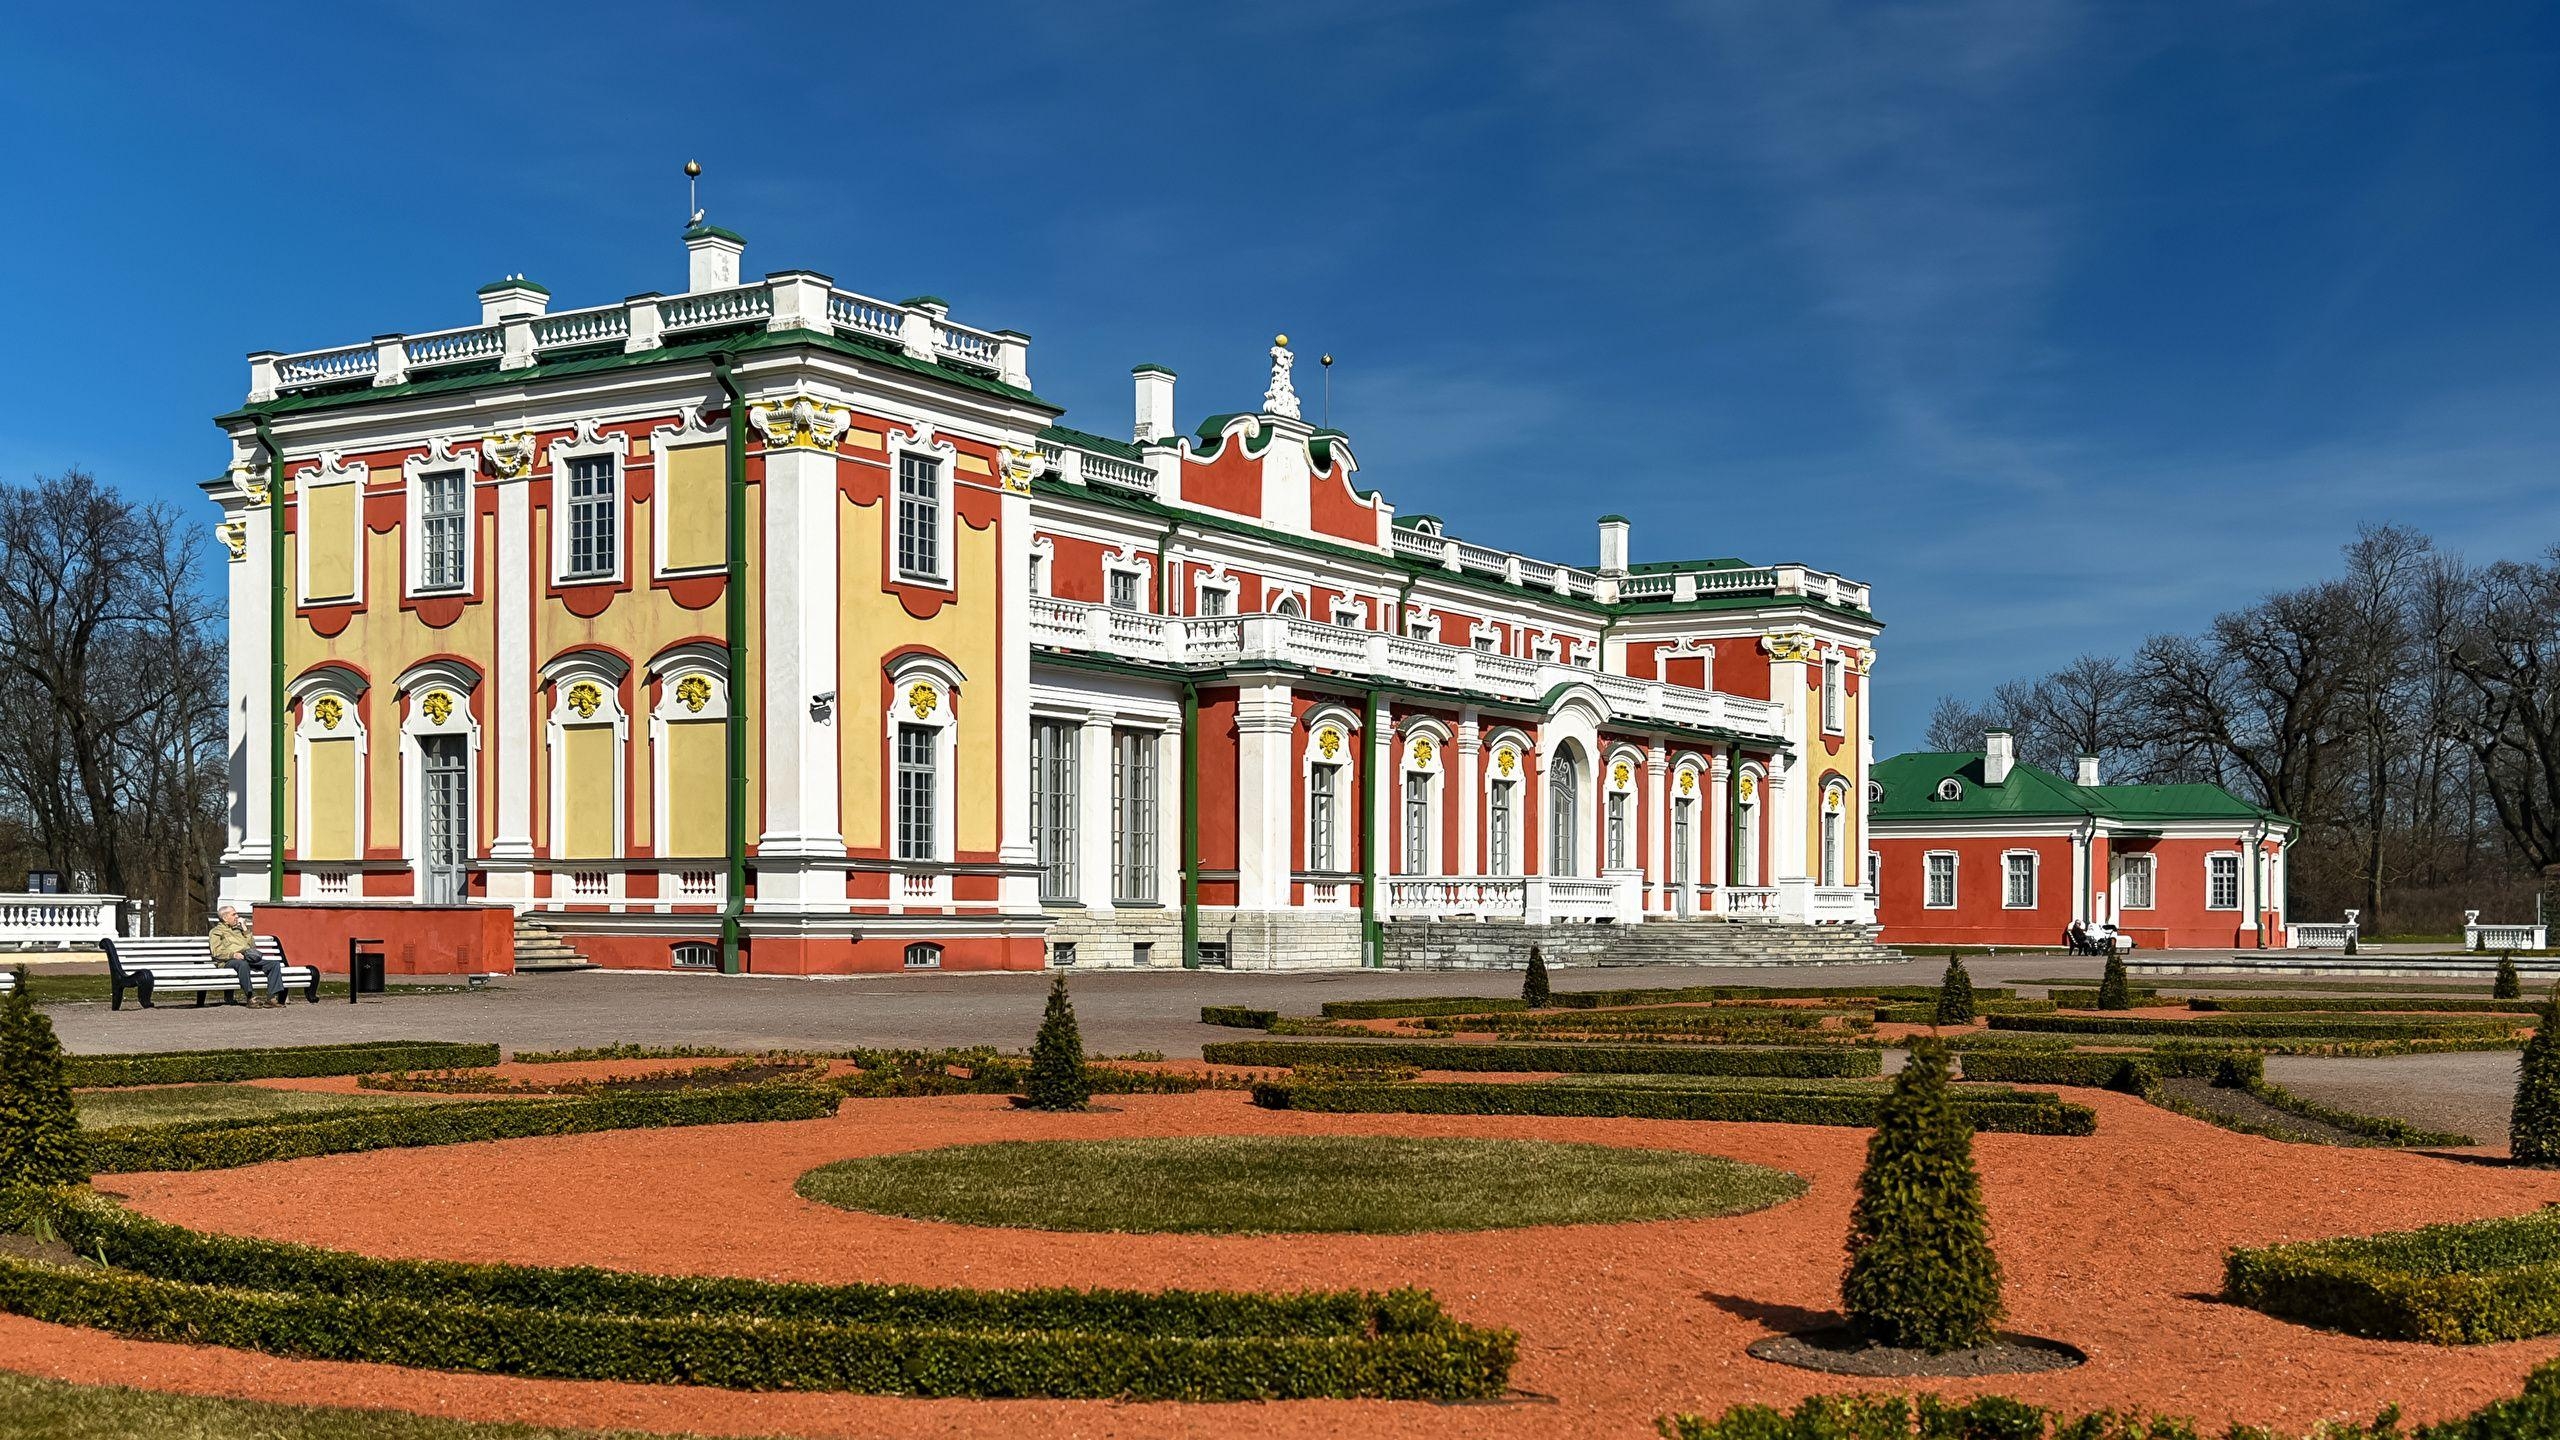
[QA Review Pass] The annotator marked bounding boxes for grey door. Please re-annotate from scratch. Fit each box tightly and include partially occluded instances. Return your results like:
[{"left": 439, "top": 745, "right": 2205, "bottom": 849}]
[
  {"left": 421, "top": 735, "right": 469, "bottom": 904},
  {"left": 1672, "top": 799, "right": 1693, "bottom": 915}
]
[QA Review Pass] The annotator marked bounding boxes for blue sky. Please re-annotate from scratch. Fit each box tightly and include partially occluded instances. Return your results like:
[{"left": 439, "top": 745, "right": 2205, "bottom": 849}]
[{"left": 4, "top": 2, "right": 2555, "bottom": 752}]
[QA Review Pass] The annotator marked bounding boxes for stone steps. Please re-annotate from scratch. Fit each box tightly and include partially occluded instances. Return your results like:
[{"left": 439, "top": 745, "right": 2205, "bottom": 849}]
[
  {"left": 513, "top": 916, "right": 597, "bottom": 972},
  {"left": 1383, "top": 918, "right": 1903, "bottom": 970}
]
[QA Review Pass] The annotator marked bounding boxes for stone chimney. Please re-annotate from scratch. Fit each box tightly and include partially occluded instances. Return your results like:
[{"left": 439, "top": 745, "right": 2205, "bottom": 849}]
[
  {"left": 477, "top": 276, "right": 550, "bottom": 324},
  {"left": 684, "top": 225, "right": 745, "bottom": 293},
  {"left": 2077, "top": 755, "right": 2101, "bottom": 787},
  {"left": 1133, "top": 364, "right": 1176, "bottom": 443},
  {"left": 1983, "top": 729, "right": 2015, "bottom": 786},
  {"left": 1597, "top": 515, "right": 1631, "bottom": 577}
]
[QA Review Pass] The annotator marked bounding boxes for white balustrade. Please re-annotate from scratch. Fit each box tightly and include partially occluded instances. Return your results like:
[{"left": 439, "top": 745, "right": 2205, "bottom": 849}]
[
  {"left": 2287, "top": 922, "right": 2356, "bottom": 950},
  {"left": 933, "top": 321, "right": 1003, "bottom": 369},
  {"left": 529, "top": 306, "right": 629, "bottom": 348},
  {"left": 673, "top": 869, "right": 723, "bottom": 901},
  {"left": 403, "top": 326, "right": 503, "bottom": 369},
  {"left": 2464, "top": 912, "right": 2547, "bottom": 952},
  {"left": 1027, "top": 596, "right": 1087, "bottom": 648},
  {"left": 1716, "top": 887, "right": 1781, "bottom": 917},
  {"left": 1386, "top": 875, "right": 1527, "bottom": 918},
  {"left": 658, "top": 285, "right": 774, "bottom": 334},
  {"left": 0, "top": 893, "right": 121, "bottom": 948},
  {"left": 1388, "top": 528, "right": 1444, "bottom": 561},
  {"left": 1079, "top": 452, "right": 1157, "bottom": 493},
  {"left": 273, "top": 343, "right": 379, "bottom": 388},
  {"left": 827, "top": 290, "right": 905, "bottom": 341}
]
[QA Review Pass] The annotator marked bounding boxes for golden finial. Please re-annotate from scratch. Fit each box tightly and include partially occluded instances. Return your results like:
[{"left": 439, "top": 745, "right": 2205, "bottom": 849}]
[
  {"left": 1320, "top": 353, "right": 1333, "bottom": 366},
  {"left": 1274, "top": 333, "right": 1289, "bottom": 346},
  {"left": 684, "top": 159, "right": 701, "bottom": 178}
]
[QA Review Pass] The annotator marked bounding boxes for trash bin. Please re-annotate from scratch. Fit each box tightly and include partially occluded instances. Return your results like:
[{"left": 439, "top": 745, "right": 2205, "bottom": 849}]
[{"left": 348, "top": 938, "right": 387, "bottom": 1001}]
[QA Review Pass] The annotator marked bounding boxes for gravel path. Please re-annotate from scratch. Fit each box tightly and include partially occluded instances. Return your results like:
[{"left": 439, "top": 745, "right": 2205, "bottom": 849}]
[{"left": 2266, "top": 1050, "right": 2522, "bottom": 1147}]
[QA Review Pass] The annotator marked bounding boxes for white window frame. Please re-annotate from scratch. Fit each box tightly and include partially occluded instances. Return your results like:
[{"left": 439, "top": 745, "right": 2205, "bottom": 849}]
[
  {"left": 394, "top": 659, "right": 482, "bottom": 901},
  {"left": 895, "top": 449, "right": 952, "bottom": 587},
  {"left": 1822, "top": 654, "right": 1846, "bottom": 735},
  {"left": 293, "top": 453, "right": 369, "bottom": 605},
  {"left": 540, "top": 651, "right": 631, "bottom": 868},
  {"left": 1924, "top": 850, "right": 1959, "bottom": 909},
  {"left": 1308, "top": 761, "right": 1343, "bottom": 872},
  {"left": 884, "top": 657, "right": 963, "bottom": 865},
  {"left": 644, "top": 642, "right": 728, "bottom": 863},
  {"left": 647, "top": 409, "right": 727, "bottom": 580},
  {"left": 2206, "top": 850, "right": 2243, "bottom": 911},
  {"left": 1865, "top": 848, "right": 1881, "bottom": 896},
  {"left": 402, "top": 438, "right": 479, "bottom": 598},
  {"left": 1194, "top": 576, "right": 1235, "bottom": 617},
  {"left": 2114, "top": 852, "right": 2157, "bottom": 911},
  {"left": 1269, "top": 587, "right": 1308, "bottom": 619},
  {"left": 1112, "top": 726, "right": 1159, "bottom": 903},
  {"left": 288, "top": 667, "right": 370, "bottom": 866},
  {"left": 1031, "top": 716, "right": 1078, "bottom": 901},
  {"left": 2002, "top": 849, "right": 2038, "bottom": 909},
  {"left": 1533, "top": 637, "right": 1561, "bottom": 664},
  {"left": 1734, "top": 765, "right": 1764, "bottom": 887},
  {"left": 1331, "top": 601, "right": 1364, "bottom": 628},
  {"left": 1107, "top": 564, "right": 1145, "bottom": 612},
  {"left": 903, "top": 941, "right": 943, "bottom": 969},
  {"left": 546, "top": 423, "right": 627, "bottom": 586},
  {"left": 1472, "top": 631, "right": 1497, "bottom": 652}
]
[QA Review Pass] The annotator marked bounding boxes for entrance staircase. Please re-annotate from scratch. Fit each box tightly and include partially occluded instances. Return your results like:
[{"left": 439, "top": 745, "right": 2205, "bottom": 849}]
[
  {"left": 512, "top": 915, "right": 597, "bottom": 973},
  {"left": 1382, "top": 916, "right": 1904, "bottom": 970}
]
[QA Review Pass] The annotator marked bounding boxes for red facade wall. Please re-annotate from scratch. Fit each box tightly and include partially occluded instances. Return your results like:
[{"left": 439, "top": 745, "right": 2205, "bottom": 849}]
[
  {"left": 255, "top": 903, "right": 517, "bottom": 976},
  {"left": 1872, "top": 835, "right": 2076, "bottom": 948},
  {"left": 1309, "top": 468, "right": 1381, "bottom": 545}
]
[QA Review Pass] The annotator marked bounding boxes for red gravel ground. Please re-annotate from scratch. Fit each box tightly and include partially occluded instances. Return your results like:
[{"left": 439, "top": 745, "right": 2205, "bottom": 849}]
[{"left": 7, "top": 1088, "right": 2560, "bottom": 1439}]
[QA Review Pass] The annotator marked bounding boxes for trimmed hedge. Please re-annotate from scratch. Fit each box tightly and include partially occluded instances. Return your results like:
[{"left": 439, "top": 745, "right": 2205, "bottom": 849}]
[
  {"left": 2225, "top": 1209, "right": 2560, "bottom": 1344},
  {"left": 1873, "top": 1000, "right": 2056, "bottom": 1024},
  {"left": 1959, "top": 1047, "right": 2262, "bottom": 1090},
  {"left": 86, "top": 1083, "right": 837, "bottom": 1173},
  {"left": 1201, "top": 1039, "right": 1881, "bottom": 1077},
  {"left": 1989, "top": 1013, "right": 2524, "bottom": 1041},
  {"left": 1317, "top": 984, "right": 2013, "bottom": 1020},
  {"left": 2190, "top": 995, "right": 2544, "bottom": 1015},
  {"left": 1250, "top": 1078, "right": 2096, "bottom": 1135},
  {"left": 0, "top": 1192, "right": 1512, "bottom": 1400},
  {"left": 1199, "top": 1006, "right": 1278, "bottom": 1029},
  {"left": 2043, "top": 987, "right": 2158, "bottom": 1009},
  {"left": 66, "top": 1040, "right": 501, "bottom": 1089}
]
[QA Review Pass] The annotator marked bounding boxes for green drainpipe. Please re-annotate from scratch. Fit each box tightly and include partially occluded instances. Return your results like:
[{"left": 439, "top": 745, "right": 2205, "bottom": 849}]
[
  {"left": 252, "top": 418, "right": 286, "bottom": 905},
  {"left": 1181, "top": 681, "right": 1201, "bottom": 968},
  {"left": 712, "top": 356, "right": 752, "bottom": 974},
  {"left": 1361, "top": 685, "right": 1382, "bottom": 967}
]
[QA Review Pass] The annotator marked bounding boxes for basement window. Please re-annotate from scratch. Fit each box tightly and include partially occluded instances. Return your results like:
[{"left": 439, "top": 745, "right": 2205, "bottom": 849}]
[
  {"left": 903, "top": 942, "right": 943, "bottom": 969},
  {"left": 671, "top": 942, "right": 718, "bottom": 969}
]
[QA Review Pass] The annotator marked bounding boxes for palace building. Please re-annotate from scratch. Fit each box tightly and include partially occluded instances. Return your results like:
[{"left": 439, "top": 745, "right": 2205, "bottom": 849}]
[
  {"left": 210, "top": 228, "right": 1886, "bottom": 974},
  {"left": 1868, "top": 732, "right": 2294, "bottom": 951}
]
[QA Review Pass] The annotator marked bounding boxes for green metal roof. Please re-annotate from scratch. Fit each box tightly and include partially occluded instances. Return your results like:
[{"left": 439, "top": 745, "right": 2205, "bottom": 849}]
[{"left": 1870, "top": 750, "right": 2290, "bottom": 827}]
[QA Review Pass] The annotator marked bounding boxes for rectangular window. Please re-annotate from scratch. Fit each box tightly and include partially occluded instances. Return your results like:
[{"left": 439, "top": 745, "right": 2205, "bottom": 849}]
[
  {"left": 1606, "top": 792, "right": 1630, "bottom": 869},
  {"left": 2207, "top": 853, "right": 2242, "bottom": 910},
  {"left": 1866, "top": 850, "right": 1881, "bottom": 895},
  {"left": 1925, "top": 852, "right": 1957, "bottom": 908},
  {"left": 1132, "top": 941, "right": 1154, "bottom": 966},
  {"left": 1472, "top": 632, "right": 1496, "bottom": 652},
  {"left": 1308, "top": 764, "right": 1339, "bottom": 871},
  {"left": 1198, "top": 584, "right": 1230, "bottom": 617},
  {"left": 1822, "top": 655, "right": 1845, "bottom": 733},
  {"left": 895, "top": 723, "right": 936, "bottom": 861},
  {"left": 418, "top": 469, "right": 467, "bottom": 591},
  {"left": 2116, "top": 853, "right": 2156, "bottom": 910},
  {"left": 1533, "top": 639, "right": 1559, "bottom": 663},
  {"left": 2004, "top": 852, "right": 2037, "bottom": 909},
  {"left": 1027, "top": 552, "right": 1046, "bottom": 597},
  {"left": 564, "top": 456, "right": 617, "bottom": 580},
  {"left": 1031, "top": 720, "right": 1076, "bottom": 901},
  {"left": 1489, "top": 780, "right": 1515, "bottom": 875},
  {"left": 1403, "top": 773, "right": 1430, "bottom": 874},
  {"left": 895, "top": 452, "right": 942, "bottom": 581},
  {"left": 1108, "top": 569, "right": 1141, "bottom": 611},
  {"left": 1113, "top": 729, "right": 1157, "bottom": 903},
  {"left": 1331, "top": 604, "right": 1362, "bottom": 627}
]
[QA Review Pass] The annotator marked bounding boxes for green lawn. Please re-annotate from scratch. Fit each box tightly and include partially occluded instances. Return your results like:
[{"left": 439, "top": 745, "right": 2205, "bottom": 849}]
[
  {"left": 0, "top": 1372, "right": 734, "bottom": 1440},
  {"left": 75, "top": 1083, "right": 458, "bottom": 1129},
  {"left": 797, "top": 1135, "right": 1804, "bottom": 1234}
]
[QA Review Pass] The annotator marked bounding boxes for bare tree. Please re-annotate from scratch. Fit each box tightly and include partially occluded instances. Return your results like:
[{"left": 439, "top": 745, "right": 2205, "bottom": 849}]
[{"left": 2448, "top": 548, "right": 2560, "bottom": 920}]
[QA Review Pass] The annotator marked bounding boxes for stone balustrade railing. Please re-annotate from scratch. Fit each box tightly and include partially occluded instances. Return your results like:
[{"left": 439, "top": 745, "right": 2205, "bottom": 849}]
[
  {"left": 1028, "top": 598, "right": 1789, "bottom": 741},
  {"left": 0, "top": 893, "right": 121, "bottom": 949},
  {"left": 1378, "top": 525, "right": 1868, "bottom": 612},
  {"left": 251, "top": 274, "right": 1029, "bottom": 402}
]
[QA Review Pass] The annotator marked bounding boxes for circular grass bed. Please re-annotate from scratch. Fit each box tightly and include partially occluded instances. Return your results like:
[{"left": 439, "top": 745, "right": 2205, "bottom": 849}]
[{"left": 795, "top": 1135, "right": 1804, "bottom": 1234}]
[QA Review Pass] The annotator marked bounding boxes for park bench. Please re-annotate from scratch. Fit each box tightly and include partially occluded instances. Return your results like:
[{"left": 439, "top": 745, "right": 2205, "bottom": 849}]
[
  {"left": 101, "top": 935, "right": 317, "bottom": 1011},
  {"left": 0, "top": 970, "right": 14, "bottom": 996}
]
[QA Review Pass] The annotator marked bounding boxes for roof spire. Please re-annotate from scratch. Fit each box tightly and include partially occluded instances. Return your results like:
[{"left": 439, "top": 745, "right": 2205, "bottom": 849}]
[{"left": 1262, "top": 333, "right": 1302, "bottom": 420}]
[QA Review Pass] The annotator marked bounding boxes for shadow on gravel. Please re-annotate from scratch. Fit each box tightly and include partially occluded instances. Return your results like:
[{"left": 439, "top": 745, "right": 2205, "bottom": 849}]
[{"left": 1701, "top": 1291, "right": 1838, "bottom": 1333}]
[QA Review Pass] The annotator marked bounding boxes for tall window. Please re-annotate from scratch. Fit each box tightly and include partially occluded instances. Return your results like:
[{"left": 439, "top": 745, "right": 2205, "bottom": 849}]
[
  {"left": 894, "top": 723, "right": 936, "bottom": 861},
  {"left": 1925, "top": 852, "right": 1957, "bottom": 908},
  {"left": 1548, "top": 756, "right": 1579, "bottom": 874},
  {"left": 1671, "top": 799, "right": 1693, "bottom": 888},
  {"left": 1606, "top": 789, "right": 1630, "bottom": 869},
  {"left": 564, "top": 456, "right": 616, "bottom": 579},
  {"left": 1820, "top": 797, "right": 1844, "bottom": 886},
  {"left": 1308, "top": 763, "right": 1340, "bottom": 871},
  {"left": 2115, "top": 853, "right": 2156, "bottom": 909},
  {"left": 2004, "top": 851, "right": 2037, "bottom": 908},
  {"left": 1113, "top": 730, "right": 1157, "bottom": 902},
  {"left": 1403, "top": 773, "right": 1431, "bottom": 874},
  {"left": 2207, "top": 853, "right": 2242, "bottom": 910},
  {"left": 418, "top": 469, "right": 466, "bottom": 590},
  {"left": 1866, "top": 849, "right": 1882, "bottom": 896},
  {"left": 1108, "top": 569, "right": 1141, "bottom": 611},
  {"left": 1734, "top": 776, "right": 1760, "bottom": 886},
  {"left": 896, "top": 452, "right": 942, "bottom": 581},
  {"left": 1489, "top": 779, "right": 1515, "bottom": 875},
  {"left": 1031, "top": 720, "right": 1076, "bottom": 900},
  {"left": 1822, "top": 654, "right": 1845, "bottom": 733}
]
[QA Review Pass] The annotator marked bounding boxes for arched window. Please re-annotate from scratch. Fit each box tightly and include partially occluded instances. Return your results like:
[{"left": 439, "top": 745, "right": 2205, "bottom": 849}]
[
  {"left": 1399, "top": 727, "right": 1445, "bottom": 876},
  {"left": 396, "top": 660, "right": 482, "bottom": 905},
  {"left": 1485, "top": 736, "right": 1526, "bottom": 877},
  {"left": 903, "top": 941, "right": 943, "bottom": 969},
  {"left": 1548, "top": 745, "right": 1582, "bottom": 875},
  {"left": 1821, "top": 780, "right": 1850, "bottom": 887},
  {"left": 1273, "top": 592, "right": 1304, "bottom": 619},
  {"left": 1306, "top": 716, "right": 1352, "bottom": 871},
  {"left": 1734, "top": 767, "right": 1762, "bottom": 887},
  {"left": 1603, "top": 750, "right": 1640, "bottom": 871}
]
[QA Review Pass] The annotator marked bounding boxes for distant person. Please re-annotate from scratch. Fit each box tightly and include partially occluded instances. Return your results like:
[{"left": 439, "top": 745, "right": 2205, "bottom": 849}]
[{"left": 209, "top": 903, "right": 282, "bottom": 1007}]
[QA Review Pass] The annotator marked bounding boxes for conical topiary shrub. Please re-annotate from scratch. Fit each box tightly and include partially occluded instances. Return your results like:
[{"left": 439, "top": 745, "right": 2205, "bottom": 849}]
[
  {"left": 0, "top": 967, "right": 86, "bottom": 1190},
  {"left": 1523, "top": 945, "right": 1552, "bottom": 1009},
  {"left": 1933, "top": 953, "right": 1977, "bottom": 1026},
  {"left": 1841, "top": 1038, "right": 2002, "bottom": 1351},
  {"left": 2496, "top": 953, "right": 2524, "bottom": 1001},
  {"left": 2094, "top": 952, "right": 2132, "bottom": 1011},
  {"left": 1023, "top": 972, "right": 1090, "bottom": 1111},
  {"left": 2512, "top": 986, "right": 2560, "bottom": 1166}
]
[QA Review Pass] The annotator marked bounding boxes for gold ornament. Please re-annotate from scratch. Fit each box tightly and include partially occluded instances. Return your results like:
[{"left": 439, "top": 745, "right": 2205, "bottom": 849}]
[
  {"left": 1413, "top": 738, "right": 1435, "bottom": 768},
  {"left": 998, "top": 445, "right": 1039, "bottom": 493},
  {"left": 1739, "top": 775, "right": 1757, "bottom": 802},
  {"left": 313, "top": 696, "right": 344, "bottom": 731},
  {"left": 1316, "top": 726, "right": 1342, "bottom": 760},
  {"left": 421, "top": 690, "right": 454, "bottom": 725},
  {"left": 676, "top": 675, "right": 712, "bottom": 713},
  {"left": 1496, "top": 747, "right": 1517, "bottom": 777},
  {"left": 1612, "top": 761, "right": 1632, "bottom": 789},
  {"left": 908, "top": 682, "right": 938, "bottom": 720},
  {"left": 1764, "top": 631, "right": 1817, "bottom": 664},
  {"left": 1679, "top": 770, "right": 1696, "bottom": 797},
  {"left": 484, "top": 431, "right": 535, "bottom": 479},
  {"left": 567, "top": 682, "right": 602, "bottom": 719},
  {"left": 218, "top": 520, "right": 247, "bottom": 560}
]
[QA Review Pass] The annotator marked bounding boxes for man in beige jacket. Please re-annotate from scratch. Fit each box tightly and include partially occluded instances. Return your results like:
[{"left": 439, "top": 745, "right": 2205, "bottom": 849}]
[{"left": 209, "top": 904, "right": 282, "bottom": 1007}]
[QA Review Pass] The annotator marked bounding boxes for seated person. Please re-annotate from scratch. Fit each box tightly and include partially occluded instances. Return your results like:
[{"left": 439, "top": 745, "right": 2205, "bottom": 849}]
[{"left": 209, "top": 903, "right": 284, "bottom": 1007}]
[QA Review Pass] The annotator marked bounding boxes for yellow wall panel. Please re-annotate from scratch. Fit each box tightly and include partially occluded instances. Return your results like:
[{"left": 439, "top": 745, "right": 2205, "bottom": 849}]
[
  {"left": 662, "top": 444, "right": 726, "bottom": 572},
  {"left": 305, "top": 485, "right": 357, "bottom": 600},
  {"left": 665, "top": 721, "right": 725, "bottom": 857},
  {"left": 561, "top": 725, "right": 615, "bottom": 859},
  {"left": 305, "top": 738, "right": 358, "bottom": 860}
]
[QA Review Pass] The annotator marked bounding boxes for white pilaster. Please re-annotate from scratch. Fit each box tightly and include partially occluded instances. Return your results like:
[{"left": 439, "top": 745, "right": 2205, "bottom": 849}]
[
  {"left": 1707, "top": 752, "right": 1731, "bottom": 894},
  {"left": 1454, "top": 712, "right": 1481, "bottom": 877},
  {"left": 755, "top": 445, "right": 845, "bottom": 908},
  {"left": 1234, "top": 680, "right": 1296, "bottom": 909},
  {"left": 1645, "top": 743, "right": 1668, "bottom": 914},
  {"left": 486, "top": 460, "right": 536, "bottom": 898},
  {"left": 1077, "top": 713, "right": 1117, "bottom": 916},
  {"left": 1154, "top": 723, "right": 1183, "bottom": 909},
  {"left": 1367, "top": 713, "right": 1392, "bottom": 893},
  {"left": 219, "top": 458, "right": 271, "bottom": 904},
  {"left": 997, "top": 469, "right": 1042, "bottom": 916}
]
